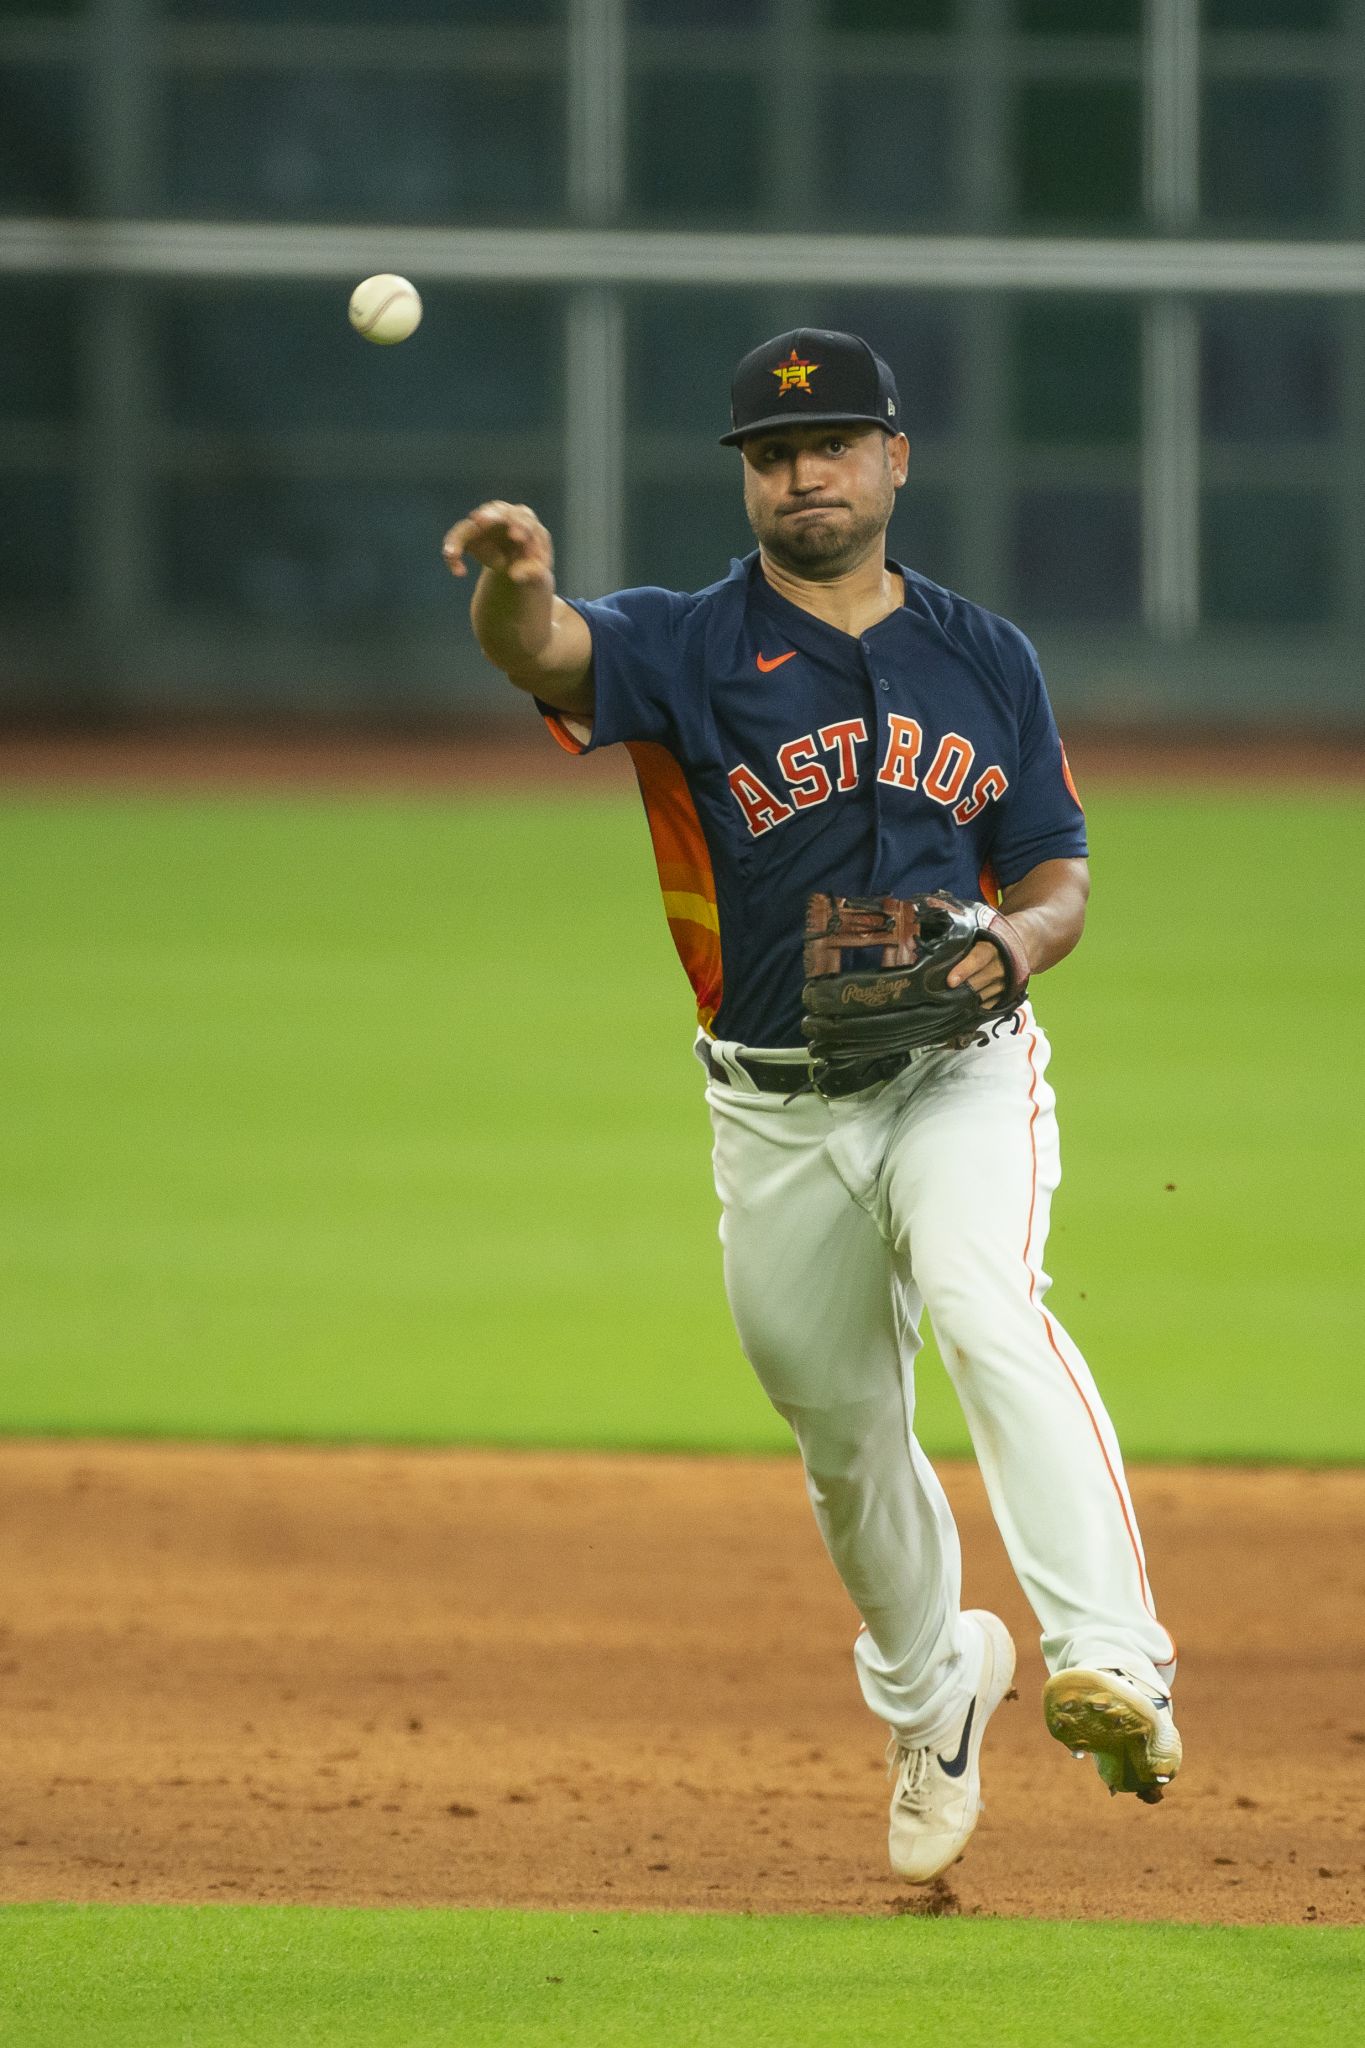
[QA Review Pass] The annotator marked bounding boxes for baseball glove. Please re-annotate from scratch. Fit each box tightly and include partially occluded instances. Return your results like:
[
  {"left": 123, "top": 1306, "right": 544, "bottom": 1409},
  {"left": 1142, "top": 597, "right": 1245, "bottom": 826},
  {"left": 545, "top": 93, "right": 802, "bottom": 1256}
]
[{"left": 800, "top": 891, "right": 1030, "bottom": 1099}]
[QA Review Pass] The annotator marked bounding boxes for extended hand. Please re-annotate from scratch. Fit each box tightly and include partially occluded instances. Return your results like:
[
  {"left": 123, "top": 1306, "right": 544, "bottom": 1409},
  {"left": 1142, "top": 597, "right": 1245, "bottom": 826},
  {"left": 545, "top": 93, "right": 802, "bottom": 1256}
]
[{"left": 441, "top": 501, "right": 554, "bottom": 586}]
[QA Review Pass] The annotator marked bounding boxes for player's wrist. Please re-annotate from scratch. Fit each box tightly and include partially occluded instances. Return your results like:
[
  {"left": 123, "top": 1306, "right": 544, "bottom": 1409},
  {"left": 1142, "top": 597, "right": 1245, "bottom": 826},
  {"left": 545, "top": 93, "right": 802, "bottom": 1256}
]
[{"left": 981, "top": 906, "right": 1032, "bottom": 997}]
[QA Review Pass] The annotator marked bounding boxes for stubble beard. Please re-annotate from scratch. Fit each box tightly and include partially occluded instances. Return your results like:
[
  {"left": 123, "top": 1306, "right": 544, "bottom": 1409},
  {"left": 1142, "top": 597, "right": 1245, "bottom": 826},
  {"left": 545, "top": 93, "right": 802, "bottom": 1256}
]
[{"left": 748, "top": 473, "right": 895, "bottom": 582}]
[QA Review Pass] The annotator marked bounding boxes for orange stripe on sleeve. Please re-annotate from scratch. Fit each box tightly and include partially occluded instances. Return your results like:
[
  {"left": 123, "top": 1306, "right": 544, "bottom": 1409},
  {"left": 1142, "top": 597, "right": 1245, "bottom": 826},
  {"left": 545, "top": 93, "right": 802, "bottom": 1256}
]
[{"left": 541, "top": 708, "right": 590, "bottom": 755}]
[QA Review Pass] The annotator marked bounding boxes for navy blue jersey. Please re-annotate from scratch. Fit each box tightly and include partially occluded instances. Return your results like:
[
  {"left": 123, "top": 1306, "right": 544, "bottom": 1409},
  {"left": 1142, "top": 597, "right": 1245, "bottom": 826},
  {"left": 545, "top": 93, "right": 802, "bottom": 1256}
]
[{"left": 538, "top": 552, "right": 1086, "bottom": 1048}]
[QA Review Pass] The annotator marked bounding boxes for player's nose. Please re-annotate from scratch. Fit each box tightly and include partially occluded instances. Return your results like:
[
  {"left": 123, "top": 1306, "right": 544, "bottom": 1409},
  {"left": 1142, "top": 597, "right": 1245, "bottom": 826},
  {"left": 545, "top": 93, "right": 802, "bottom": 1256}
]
[{"left": 790, "top": 452, "right": 830, "bottom": 490}]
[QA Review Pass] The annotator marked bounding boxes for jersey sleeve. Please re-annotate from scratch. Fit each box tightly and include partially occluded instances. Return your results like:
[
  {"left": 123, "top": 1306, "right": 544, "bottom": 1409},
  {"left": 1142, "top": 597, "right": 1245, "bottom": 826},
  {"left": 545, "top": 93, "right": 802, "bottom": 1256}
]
[
  {"left": 534, "top": 584, "right": 691, "bottom": 756},
  {"left": 984, "top": 635, "right": 1088, "bottom": 886}
]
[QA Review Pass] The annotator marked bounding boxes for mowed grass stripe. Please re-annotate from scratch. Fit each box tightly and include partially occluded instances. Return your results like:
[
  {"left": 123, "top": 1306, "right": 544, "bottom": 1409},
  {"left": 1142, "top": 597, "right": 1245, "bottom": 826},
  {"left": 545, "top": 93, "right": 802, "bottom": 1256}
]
[
  {"left": 1, "top": 791, "right": 1361, "bottom": 1460},
  {"left": 3, "top": 1904, "right": 1361, "bottom": 2048}
]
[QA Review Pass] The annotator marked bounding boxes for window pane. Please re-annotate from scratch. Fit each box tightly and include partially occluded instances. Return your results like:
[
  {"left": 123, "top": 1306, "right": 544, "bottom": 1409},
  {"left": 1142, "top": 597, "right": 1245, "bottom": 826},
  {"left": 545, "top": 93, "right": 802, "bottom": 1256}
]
[
  {"left": 625, "top": 479, "right": 754, "bottom": 594},
  {"left": 822, "top": 0, "right": 956, "bottom": 28},
  {"left": 1204, "top": 0, "right": 1339, "bottom": 28},
  {"left": 160, "top": 479, "right": 562, "bottom": 626},
  {"left": 632, "top": 0, "right": 767, "bottom": 20},
  {"left": 1202, "top": 82, "right": 1336, "bottom": 228},
  {"left": 1202, "top": 489, "right": 1335, "bottom": 625},
  {"left": 1201, "top": 303, "right": 1341, "bottom": 442},
  {"left": 164, "top": 72, "right": 564, "bottom": 223},
  {"left": 170, "top": 1, "right": 561, "bottom": 19},
  {"left": 811, "top": 295, "right": 962, "bottom": 439},
  {"left": 1013, "top": 488, "right": 1140, "bottom": 623},
  {"left": 0, "top": 284, "right": 80, "bottom": 425},
  {"left": 155, "top": 286, "right": 560, "bottom": 434},
  {"left": 629, "top": 71, "right": 761, "bottom": 224},
  {"left": 1013, "top": 82, "right": 1142, "bottom": 227},
  {"left": 1011, "top": 302, "right": 1139, "bottom": 446},
  {"left": 1016, "top": 0, "right": 1140, "bottom": 31},
  {"left": 0, "top": 66, "right": 81, "bottom": 214},
  {"left": 892, "top": 484, "right": 958, "bottom": 594},
  {"left": 826, "top": 75, "right": 954, "bottom": 228},
  {"left": 0, "top": 476, "right": 77, "bottom": 609},
  {"left": 627, "top": 292, "right": 772, "bottom": 435}
]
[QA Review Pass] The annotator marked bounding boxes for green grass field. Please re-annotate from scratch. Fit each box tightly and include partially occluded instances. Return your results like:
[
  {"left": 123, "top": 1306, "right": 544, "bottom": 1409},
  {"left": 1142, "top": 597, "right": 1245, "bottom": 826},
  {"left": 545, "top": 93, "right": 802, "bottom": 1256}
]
[
  {"left": 2, "top": 786, "right": 1361, "bottom": 1459},
  {"left": 3, "top": 783, "right": 1362, "bottom": 2034},
  {"left": 4, "top": 1905, "right": 1362, "bottom": 2048}
]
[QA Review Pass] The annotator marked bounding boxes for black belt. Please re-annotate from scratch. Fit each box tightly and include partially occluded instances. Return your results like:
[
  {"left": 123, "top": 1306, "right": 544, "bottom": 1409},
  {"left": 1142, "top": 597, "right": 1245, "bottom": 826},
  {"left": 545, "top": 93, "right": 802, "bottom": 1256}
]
[{"left": 701, "top": 1041, "right": 812, "bottom": 1095}]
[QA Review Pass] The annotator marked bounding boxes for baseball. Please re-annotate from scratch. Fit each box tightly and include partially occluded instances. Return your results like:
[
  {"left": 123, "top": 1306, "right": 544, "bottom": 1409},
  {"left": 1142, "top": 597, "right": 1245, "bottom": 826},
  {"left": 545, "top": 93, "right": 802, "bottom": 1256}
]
[{"left": 348, "top": 274, "right": 422, "bottom": 346}]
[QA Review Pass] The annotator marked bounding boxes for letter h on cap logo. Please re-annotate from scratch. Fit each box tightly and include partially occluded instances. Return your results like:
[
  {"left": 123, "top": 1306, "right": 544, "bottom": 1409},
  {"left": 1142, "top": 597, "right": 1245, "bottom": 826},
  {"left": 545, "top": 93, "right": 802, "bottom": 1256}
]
[{"left": 772, "top": 349, "right": 819, "bottom": 396}]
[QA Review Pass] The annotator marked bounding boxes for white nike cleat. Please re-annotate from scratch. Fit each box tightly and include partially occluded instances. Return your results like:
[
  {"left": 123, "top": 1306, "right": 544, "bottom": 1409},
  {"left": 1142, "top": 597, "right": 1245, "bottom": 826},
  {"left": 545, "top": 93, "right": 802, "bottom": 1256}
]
[
  {"left": 886, "top": 1609, "right": 1017, "bottom": 1884},
  {"left": 1043, "top": 1666, "right": 1183, "bottom": 1803}
]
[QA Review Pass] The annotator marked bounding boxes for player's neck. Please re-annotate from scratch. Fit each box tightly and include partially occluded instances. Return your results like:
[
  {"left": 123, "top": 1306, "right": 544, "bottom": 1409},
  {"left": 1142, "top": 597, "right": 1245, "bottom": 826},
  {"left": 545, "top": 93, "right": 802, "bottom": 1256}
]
[{"left": 758, "top": 548, "right": 904, "bottom": 639}]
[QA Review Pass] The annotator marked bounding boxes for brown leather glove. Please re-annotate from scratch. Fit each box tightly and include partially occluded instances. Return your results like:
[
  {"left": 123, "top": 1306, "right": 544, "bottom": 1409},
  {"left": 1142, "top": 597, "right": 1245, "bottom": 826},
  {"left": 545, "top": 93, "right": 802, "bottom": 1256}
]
[{"left": 801, "top": 891, "right": 1030, "bottom": 1098}]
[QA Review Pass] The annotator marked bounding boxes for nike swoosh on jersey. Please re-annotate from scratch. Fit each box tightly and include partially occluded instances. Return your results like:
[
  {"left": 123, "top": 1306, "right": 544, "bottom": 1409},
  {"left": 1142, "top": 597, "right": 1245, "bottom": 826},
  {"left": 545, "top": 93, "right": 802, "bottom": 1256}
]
[
  {"left": 936, "top": 1696, "right": 976, "bottom": 1779},
  {"left": 755, "top": 650, "right": 796, "bottom": 672}
]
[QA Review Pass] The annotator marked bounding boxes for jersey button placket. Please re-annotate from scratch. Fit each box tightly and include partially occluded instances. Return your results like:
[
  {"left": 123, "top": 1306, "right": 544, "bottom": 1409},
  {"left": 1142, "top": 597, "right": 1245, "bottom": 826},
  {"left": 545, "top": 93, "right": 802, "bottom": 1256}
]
[{"left": 863, "top": 641, "right": 893, "bottom": 889}]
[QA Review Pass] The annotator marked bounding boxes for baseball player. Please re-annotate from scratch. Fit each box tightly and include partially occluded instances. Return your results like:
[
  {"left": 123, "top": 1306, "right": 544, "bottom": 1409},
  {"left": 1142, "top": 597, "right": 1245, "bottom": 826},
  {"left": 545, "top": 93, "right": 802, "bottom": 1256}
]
[{"left": 442, "top": 329, "right": 1181, "bottom": 1884}]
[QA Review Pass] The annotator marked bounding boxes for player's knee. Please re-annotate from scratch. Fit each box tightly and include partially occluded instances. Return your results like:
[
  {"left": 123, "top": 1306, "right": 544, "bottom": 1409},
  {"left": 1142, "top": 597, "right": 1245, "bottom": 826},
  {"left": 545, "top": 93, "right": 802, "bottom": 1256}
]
[
  {"left": 732, "top": 1316, "right": 824, "bottom": 1409},
  {"left": 728, "top": 1286, "right": 893, "bottom": 1412},
  {"left": 776, "top": 1391, "right": 906, "bottom": 1490}
]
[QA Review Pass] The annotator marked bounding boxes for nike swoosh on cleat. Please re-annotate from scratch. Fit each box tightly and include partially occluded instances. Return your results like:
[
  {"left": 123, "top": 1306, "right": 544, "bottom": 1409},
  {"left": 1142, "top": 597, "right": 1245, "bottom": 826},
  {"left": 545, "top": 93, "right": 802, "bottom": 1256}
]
[
  {"left": 936, "top": 1696, "right": 976, "bottom": 1779},
  {"left": 1104, "top": 1670, "right": 1171, "bottom": 1711},
  {"left": 756, "top": 650, "right": 796, "bottom": 672}
]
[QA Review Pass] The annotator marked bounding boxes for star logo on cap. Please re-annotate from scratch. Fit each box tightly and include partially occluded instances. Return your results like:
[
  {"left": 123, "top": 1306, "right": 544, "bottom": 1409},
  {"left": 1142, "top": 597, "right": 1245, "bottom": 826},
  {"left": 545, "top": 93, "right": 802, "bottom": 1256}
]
[{"left": 772, "top": 348, "right": 819, "bottom": 397}]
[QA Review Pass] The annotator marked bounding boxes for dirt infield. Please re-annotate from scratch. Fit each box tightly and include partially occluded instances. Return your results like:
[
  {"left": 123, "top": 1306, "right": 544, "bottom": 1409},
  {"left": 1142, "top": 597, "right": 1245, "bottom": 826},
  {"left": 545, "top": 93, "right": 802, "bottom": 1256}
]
[
  {"left": 3, "top": 1441, "right": 1362, "bottom": 1925},
  {"left": 2, "top": 726, "right": 1364, "bottom": 791}
]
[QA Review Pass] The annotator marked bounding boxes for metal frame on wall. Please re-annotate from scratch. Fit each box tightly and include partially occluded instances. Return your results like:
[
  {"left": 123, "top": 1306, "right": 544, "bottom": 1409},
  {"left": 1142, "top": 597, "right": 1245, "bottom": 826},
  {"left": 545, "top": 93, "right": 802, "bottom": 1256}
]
[{"left": 2, "top": 0, "right": 1364, "bottom": 720}]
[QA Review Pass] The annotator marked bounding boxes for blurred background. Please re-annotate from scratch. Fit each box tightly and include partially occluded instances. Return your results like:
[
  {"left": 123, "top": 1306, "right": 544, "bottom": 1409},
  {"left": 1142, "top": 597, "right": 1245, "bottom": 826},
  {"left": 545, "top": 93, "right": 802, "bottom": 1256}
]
[{"left": 2, "top": 0, "right": 1363, "bottom": 733}]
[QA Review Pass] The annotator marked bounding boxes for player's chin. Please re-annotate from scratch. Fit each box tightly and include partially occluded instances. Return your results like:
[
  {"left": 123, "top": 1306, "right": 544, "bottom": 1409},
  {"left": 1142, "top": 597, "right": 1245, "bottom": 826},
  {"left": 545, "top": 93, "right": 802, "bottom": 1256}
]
[{"left": 768, "top": 520, "right": 859, "bottom": 572}]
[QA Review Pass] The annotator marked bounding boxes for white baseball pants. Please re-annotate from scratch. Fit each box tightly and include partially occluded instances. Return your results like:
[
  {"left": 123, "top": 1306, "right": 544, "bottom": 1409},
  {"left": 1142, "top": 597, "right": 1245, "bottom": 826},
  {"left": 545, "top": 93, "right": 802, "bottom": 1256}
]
[{"left": 703, "top": 1008, "right": 1176, "bottom": 1749}]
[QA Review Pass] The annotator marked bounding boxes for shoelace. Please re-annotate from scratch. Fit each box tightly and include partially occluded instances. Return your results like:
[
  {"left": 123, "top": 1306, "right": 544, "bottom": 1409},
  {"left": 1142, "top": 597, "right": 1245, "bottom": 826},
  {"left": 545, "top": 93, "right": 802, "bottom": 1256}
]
[{"left": 885, "top": 1735, "right": 934, "bottom": 1814}]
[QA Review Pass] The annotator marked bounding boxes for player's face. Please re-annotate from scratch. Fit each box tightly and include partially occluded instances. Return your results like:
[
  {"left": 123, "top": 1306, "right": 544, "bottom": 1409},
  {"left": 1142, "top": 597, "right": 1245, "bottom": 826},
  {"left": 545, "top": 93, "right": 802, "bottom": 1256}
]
[{"left": 740, "top": 424, "right": 908, "bottom": 579}]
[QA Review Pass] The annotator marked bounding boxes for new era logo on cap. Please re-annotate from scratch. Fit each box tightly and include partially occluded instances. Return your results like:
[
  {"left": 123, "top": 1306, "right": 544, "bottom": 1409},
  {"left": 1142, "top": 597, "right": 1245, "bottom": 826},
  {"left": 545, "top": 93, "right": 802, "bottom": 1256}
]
[{"left": 720, "top": 328, "right": 901, "bottom": 447}]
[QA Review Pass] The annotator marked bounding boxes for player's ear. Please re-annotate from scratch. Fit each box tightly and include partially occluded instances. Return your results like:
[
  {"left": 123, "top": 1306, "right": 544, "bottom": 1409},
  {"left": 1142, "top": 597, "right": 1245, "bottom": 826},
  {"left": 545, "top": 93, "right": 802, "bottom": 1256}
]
[{"left": 888, "top": 433, "right": 910, "bottom": 489}]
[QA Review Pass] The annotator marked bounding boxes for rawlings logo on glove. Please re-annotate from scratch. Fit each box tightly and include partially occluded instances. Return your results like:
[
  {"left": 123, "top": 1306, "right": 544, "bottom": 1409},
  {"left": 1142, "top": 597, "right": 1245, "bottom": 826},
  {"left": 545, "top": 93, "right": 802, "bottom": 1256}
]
[
  {"left": 837, "top": 974, "right": 918, "bottom": 1009},
  {"left": 801, "top": 891, "right": 1030, "bottom": 1099}
]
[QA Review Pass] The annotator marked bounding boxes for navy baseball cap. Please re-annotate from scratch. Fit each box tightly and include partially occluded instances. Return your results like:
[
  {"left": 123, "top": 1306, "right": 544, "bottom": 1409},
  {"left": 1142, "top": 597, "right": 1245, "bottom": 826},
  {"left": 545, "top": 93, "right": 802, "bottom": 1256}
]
[{"left": 720, "top": 327, "right": 901, "bottom": 447}]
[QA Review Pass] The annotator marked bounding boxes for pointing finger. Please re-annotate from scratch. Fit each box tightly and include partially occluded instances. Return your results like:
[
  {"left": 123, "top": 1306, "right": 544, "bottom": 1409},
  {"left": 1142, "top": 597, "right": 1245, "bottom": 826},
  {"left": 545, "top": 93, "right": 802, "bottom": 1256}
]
[{"left": 441, "top": 521, "right": 476, "bottom": 574}]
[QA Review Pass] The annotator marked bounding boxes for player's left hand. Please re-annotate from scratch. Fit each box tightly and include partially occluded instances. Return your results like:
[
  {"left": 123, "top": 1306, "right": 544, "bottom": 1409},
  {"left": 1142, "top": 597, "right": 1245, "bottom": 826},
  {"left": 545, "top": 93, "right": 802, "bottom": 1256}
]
[{"left": 946, "top": 939, "right": 1010, "bottom": 1009}]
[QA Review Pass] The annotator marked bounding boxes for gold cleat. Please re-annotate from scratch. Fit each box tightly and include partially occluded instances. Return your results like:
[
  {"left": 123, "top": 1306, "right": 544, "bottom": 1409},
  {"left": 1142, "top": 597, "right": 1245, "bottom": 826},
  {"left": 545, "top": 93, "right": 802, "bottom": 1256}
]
[{"left": 1044, "top": 1666, "right": 1182, "bottom": 1802}]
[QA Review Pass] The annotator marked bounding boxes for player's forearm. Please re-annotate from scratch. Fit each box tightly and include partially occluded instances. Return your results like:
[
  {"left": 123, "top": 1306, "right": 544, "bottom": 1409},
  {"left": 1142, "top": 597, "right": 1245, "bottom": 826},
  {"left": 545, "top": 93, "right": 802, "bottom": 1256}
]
[
  {"left": 444, "top": 499, "right": 590, "bottom": 700},
  {"left": 470, "top": 567, "right": 559, "bottom": 685},
  {"left": 1000, "top": 858, "right": 1090, "bottom": 976}
]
